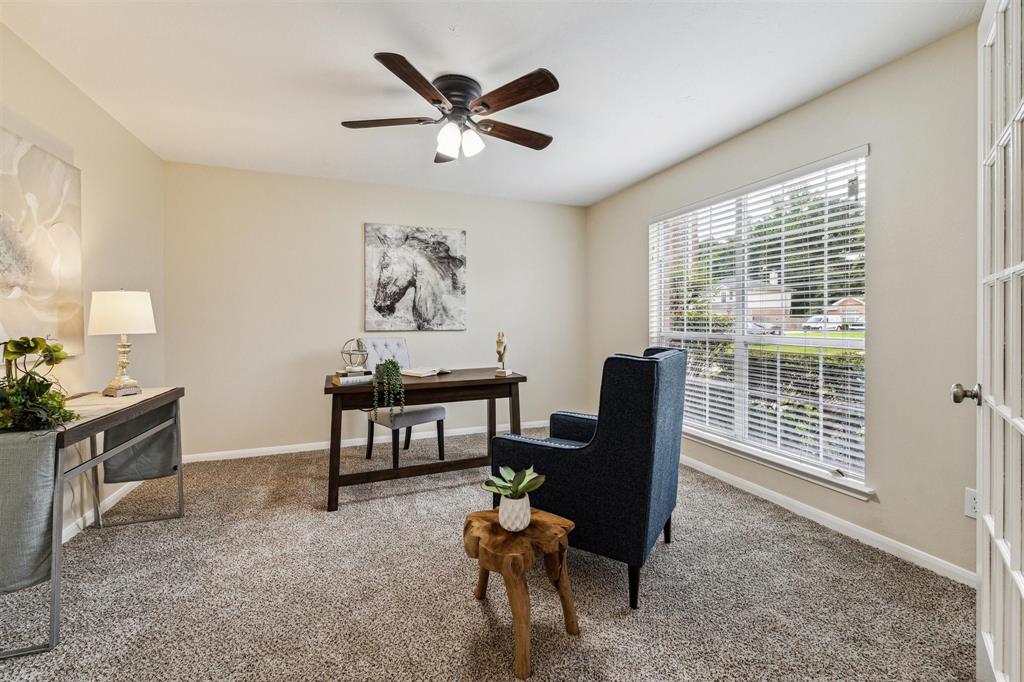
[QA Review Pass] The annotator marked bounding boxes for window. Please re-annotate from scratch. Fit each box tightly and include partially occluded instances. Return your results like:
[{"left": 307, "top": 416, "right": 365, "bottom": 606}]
[{"left": 649, "top": 149, "right": 867, "bottom": 478}]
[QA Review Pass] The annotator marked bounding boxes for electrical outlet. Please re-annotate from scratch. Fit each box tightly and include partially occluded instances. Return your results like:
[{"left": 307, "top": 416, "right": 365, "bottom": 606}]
[{"left": 964, "top": 488, "right": 978, "bottom": 519}]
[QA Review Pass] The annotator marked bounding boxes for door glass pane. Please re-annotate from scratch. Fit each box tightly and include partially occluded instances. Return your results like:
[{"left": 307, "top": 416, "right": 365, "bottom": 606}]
[
  {"left": 1005, "top": 9, "right": 1014, "bottom": 123},
  {"left": 1003, "top": 279, "right": 1012, "bottom": 402},
  {"left": 988, "top": 44, "right": 997, "bottom": 151},
  {"left": 987, "top": 163, "right": 996, "bottom": 276},
  {"left": 986, "top": 284, "right": 995, "bottom": 389},
  {"left": 1004, "top": 142, "right": 1012, "bottom": 267},
  {"left": 1004, "top": 421, "right": 1014, "bottom": 543}
]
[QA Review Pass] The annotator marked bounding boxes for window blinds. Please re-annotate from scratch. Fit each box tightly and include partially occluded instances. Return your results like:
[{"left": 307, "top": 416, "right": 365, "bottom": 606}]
[{"left": 649, "top": 152, "right": 867, "bottom": 477}]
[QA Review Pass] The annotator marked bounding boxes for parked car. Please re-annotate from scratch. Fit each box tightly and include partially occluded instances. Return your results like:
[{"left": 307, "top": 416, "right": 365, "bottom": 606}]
[
  {"left": 801, "top": 314, "right": 843, "bottom": 331},
  {"left": 845, "top": 315, "right": 865, "bottom": 331},
  {"left": 746, "top": 321, "right": 782, "bottom": 335}
]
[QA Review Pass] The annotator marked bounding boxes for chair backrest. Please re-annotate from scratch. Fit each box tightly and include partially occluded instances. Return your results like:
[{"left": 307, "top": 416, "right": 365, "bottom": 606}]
[
  {"left": 594, "top": 349, "right": 687, "bottom": 452},
  {"left": 360, "top": 337, "right": 412, "bottom": 371},
  {"left": 593, "top": 348, "right": 688, "bottom": 554}
]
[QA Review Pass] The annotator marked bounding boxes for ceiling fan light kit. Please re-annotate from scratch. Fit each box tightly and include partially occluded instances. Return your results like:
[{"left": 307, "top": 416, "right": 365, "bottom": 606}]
[{"left": 342, "top": 53, "right": 558, "bottom": 164}]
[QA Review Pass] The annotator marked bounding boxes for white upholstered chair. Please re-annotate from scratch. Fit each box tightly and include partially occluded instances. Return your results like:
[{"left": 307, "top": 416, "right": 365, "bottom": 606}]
[{"left": 359, "top": 337, "right": 445, "bottom": 467}]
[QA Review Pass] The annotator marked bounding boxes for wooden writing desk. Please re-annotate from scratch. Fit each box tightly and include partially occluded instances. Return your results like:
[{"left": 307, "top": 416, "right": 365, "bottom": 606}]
[{"left": 323, "top": 368, "right": 526, "bottom": 511}]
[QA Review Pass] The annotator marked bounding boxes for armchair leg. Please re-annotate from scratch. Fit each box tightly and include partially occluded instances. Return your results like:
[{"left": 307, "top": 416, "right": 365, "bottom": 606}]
[
  {"left": 628, "top": 564, "right": 640, "bottom": 610},
  {"left": 365, "top": 421, "right": 374, "bottom": 460},
  {"left": 664, "top": 517, "right": 672, "bottom": 544},
  {"left": 436, "top": 420, "right": 445, "bottom": 460},
  {"left": 404, "top": 426, "right": 412, "bottom": 450},
  {"left": 391, "top": 429, "right": 400, "bottom": 469}
]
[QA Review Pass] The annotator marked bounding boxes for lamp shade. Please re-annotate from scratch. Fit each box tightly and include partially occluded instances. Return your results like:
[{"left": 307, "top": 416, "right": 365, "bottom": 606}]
[{"left": 87, "top": 291, "right": 156, "bottom": 336}]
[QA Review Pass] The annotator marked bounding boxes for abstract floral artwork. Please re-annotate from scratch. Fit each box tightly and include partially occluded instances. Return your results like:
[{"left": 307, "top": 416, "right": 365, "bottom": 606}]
[
  {"left": 0, "top": 127, "right": 83, "bottom": 353},
  {"left": 365, "top": 223, "right": 466, "bottom": 331}
]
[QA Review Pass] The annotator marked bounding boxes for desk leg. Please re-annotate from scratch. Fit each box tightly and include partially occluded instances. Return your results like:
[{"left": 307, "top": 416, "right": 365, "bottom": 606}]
[
  {"left": 487, "top": 398, "right": 496, "bottom": 458},
  {"left": 175, "top": 407, "right": 185, "bottom": 518},
  {"left": 327, "top": 395, "right": 342, "bottom": 512},
  {"left": 50, "top": 448, "right": 65, "bottom": 650},
  {"left": 89, "top": 436, "right": 102, "bottom": 528},
  {"left": 509, "top": 384, "right": 522, "bottom": 435}
]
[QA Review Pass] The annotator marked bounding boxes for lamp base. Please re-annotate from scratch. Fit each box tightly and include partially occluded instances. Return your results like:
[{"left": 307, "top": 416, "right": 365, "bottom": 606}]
[
  {"left": 102, "top": 334, "right": 142, "bottom": 397},
  {"left": 102, "top": 375, "right": 141, "bottom": 397}
]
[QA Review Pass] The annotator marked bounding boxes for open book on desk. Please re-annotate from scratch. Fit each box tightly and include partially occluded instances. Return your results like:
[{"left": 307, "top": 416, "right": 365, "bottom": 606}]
[{"left": 400, "top": 368, "right": 453, "bottom": 378}]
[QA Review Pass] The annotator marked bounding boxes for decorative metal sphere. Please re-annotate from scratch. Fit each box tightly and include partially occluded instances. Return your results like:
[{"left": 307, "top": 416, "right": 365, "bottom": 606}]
[{"left": 341, "top": 338, "right": 368, "bottom": 369}]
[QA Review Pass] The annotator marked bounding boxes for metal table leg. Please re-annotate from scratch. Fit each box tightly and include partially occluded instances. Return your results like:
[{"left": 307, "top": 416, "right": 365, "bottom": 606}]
[{"left": 89, "top": 436, "right": 102, "bottom": 528}]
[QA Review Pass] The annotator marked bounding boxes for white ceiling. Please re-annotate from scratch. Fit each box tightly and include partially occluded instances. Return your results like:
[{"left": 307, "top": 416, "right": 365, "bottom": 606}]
[{"left": 2, "top": 1, "right": 981, "bottom": 206}]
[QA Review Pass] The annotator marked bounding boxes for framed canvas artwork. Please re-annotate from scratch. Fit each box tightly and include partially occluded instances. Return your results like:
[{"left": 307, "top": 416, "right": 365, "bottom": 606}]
[
  {"left": 0, "top": 126, "right": 84, "bottom": 353},
  {"left": 364, "top": 223, "right": 466, "bottom": 331}
]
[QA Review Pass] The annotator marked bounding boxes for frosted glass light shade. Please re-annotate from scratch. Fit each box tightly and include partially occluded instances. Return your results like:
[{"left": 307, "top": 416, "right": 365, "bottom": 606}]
[
  {"left": 461, "top": 128, "right": 485, "bottom": 157},
  {"left": 87, "top": 291, "right": 156, "bottom": 336},
  {"left": 436, "top": 121, "right": 462, "bottom": 159}
]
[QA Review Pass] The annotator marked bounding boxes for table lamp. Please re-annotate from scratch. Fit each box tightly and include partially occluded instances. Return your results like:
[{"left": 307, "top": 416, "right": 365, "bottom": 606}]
[{"left": 87, "top": 290, "right": 156, "bottom": 397}]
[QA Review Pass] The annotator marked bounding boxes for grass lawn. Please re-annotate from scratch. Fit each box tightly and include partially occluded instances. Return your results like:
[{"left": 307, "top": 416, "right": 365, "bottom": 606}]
[
  {"left": 749, "top": 330, "right": 864, "bottom": 357},
  {"left": 782, "top": 331, "right": 865, "bottom": 340}
]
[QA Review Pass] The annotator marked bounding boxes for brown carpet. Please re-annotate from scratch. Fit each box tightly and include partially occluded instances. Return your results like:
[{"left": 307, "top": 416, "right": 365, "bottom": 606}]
[{"left": 0, "top": 429, "right": 975, "bottom": 681}]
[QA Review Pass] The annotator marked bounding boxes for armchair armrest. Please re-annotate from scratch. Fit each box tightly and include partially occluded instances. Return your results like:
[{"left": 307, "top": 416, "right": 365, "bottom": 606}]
[
  {"left": 490, "top": 434, "right": 584, "bottom": 477},
  {"left": 549, "top": 411, "right": 598, "bottom": 443}
]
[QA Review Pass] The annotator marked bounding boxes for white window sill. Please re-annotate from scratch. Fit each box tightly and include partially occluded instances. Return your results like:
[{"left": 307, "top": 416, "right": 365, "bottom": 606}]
[{"left": 682, "top": 427, "right": 876, "bottom": 501}]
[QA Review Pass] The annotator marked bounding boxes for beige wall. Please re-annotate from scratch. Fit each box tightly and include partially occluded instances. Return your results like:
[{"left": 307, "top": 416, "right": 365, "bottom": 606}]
[
  {"left": 584, "top": 26, "right": 978, "bottom": 570},
  {"left": 1, "top": 23, "right": 166, "bottom": 527},
  {"left": 163, "top": 163, "right": 587, "bottom": 454}
]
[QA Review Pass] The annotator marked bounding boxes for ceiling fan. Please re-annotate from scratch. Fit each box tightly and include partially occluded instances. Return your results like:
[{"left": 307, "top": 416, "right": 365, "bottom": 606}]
[{"left": 342, "top": 53, "right": 559, "bottom": 163}]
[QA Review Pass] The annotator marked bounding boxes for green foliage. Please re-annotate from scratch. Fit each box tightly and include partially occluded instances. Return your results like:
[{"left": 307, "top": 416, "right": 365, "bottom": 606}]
[
  {"left": 1, "top": 337, "right": 78, "bottom": 432},
  {"left": 481, "top": 466, "right": 545, "bottom": 500},
  {"left": 371, "top": 359, "right": 405, "bottom": 420}
]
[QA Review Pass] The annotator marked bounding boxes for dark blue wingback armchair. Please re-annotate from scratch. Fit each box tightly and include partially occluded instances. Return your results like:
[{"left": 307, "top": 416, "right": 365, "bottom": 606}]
[{"left": 490, "top": 348, "right": 687, "bottom": 609}]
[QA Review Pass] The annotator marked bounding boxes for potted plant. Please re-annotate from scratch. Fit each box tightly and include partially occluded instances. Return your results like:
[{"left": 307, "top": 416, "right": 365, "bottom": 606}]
[
  {"left": 482, "top": 466, "right": 545, "bottom": 532},
  {"left": 371, "top": 359, "right": 405, "bottom": 420},
  {"left": 0, "top": 336, "right": 78, "bottom": 594},
  {"left": 1, "top": 336, "right": 77, "bottom": 431}
]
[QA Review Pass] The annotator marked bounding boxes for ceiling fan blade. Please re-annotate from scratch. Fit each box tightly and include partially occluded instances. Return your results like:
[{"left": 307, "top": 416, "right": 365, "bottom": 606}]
[
  {"left": 475, "top": 120, "right": 553, "bottom": 150},
  {"left": 374, "top": 52, "right": 453, "bottom": 112},
  {"left": 469, "top": 69, "right": 559, "bottom": 116},
  {"left": 342, "top": 117, "right": 435, "bottom": 129},
  {"left": 434, "top": 152, "right": 456, "bottom": 164}
]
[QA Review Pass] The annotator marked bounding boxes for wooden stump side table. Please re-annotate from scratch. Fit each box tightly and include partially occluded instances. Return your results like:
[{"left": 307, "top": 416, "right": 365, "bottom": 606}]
[{"left": 463, "top": 509, "right": 579, "bottom": 680}]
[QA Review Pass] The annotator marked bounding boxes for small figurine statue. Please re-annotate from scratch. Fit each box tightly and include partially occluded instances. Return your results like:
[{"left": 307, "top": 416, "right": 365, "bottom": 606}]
[{"left": 495, "top": 331, "right": 511, "bottom": 377}]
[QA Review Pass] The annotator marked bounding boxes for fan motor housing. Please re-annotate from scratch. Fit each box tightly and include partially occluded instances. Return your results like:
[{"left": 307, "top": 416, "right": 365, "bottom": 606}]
[{"left": 432, "top": 74, "right": 481, "bottom": 114}]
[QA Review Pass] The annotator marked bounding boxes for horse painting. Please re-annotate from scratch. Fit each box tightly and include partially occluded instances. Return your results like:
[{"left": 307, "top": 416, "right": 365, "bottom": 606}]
[{"left": 364, "top": 224, "right": 467, "bottom": 331}]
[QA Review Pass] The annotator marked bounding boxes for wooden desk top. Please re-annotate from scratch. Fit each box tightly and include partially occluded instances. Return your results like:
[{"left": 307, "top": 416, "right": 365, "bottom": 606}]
[
  {"left": 58, "top": 387, "right": 185, "bottom": 448},
  {"left": 323, "top": 367, "right": 526, "bottom": 394}
]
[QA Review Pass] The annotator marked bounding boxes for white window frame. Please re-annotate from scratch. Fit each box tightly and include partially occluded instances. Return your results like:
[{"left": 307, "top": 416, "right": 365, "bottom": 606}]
[{"left": 649, "top": 146, "right": 875, "bottom": 499}]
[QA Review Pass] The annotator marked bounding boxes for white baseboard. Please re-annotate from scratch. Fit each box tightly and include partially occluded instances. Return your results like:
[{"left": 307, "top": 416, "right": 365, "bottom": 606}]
[
  {"left": 682, "top": 455, "right": 978, "bottom": 587},
  {"left": 61, "top": 480, "right": 143, "bottom": 544},
  {"left": 183, "top": 420, "right": 547, "bottom": 464}
]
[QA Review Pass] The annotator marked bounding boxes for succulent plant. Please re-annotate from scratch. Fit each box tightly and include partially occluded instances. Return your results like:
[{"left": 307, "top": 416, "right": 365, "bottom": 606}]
[{"left": 482, "top": 466, "right": 545, "bottom": 500}]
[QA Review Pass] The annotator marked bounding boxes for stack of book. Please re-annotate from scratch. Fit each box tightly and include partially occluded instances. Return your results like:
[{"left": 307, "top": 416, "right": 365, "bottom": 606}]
[{"left": 332, "top": 369, "right": 373, "bottom": 387}]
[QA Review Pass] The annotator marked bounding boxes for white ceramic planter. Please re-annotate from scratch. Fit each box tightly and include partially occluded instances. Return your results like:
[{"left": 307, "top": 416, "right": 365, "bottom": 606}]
[{"left": 498, "top": 494, "right": 531, "bottom": 532}]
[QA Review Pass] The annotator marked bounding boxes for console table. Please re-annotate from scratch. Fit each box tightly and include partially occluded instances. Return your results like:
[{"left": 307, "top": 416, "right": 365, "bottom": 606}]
[
  {"left": 0, "top": 387, "right": 185, "bottom": 660},
  {"left": 323, "top": 368, "right": 526, "bottom": 511}
]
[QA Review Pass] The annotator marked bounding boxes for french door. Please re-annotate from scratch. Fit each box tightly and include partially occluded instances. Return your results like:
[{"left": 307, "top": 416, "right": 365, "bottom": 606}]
[{"left": 977, "top": 2, "right": 1024, "bottom": 680}]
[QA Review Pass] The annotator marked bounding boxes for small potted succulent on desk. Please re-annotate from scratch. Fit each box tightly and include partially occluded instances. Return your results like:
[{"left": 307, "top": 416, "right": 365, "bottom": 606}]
[{"left": 483, "top": 466, "right": 546, "bottom": 532}]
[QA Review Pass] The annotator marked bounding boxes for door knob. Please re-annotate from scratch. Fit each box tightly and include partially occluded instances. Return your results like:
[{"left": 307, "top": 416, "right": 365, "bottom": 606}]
[{"left": 951, "top": 383, "right": 982, "bottom": 406}]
